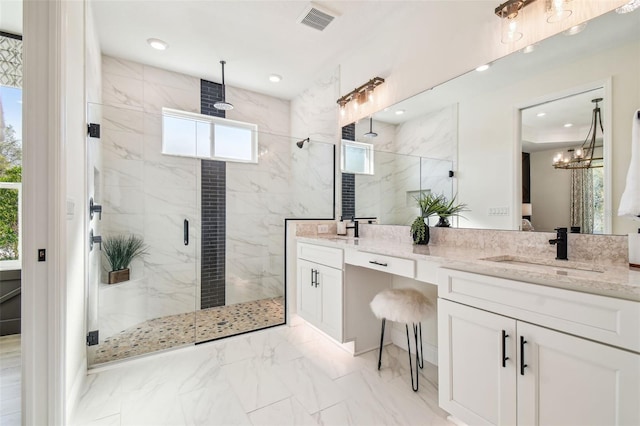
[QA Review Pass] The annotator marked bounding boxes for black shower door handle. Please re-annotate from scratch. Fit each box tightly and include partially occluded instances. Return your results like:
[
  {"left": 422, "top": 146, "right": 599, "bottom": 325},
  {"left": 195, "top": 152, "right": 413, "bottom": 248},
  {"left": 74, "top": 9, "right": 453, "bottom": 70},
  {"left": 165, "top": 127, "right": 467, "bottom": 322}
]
[{"left": 184, "top": 219, "right": 189, "bottom": 246}]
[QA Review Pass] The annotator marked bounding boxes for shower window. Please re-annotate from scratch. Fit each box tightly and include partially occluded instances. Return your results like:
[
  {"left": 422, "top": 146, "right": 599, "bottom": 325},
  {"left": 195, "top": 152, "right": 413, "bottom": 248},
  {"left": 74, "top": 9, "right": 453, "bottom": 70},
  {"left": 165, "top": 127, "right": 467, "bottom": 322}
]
[
  {"left": 341, "top": 140, "right": 374, "bottom": 175},
  {"left": 162, "top": 108, "right": 258, "bottom": 163}
]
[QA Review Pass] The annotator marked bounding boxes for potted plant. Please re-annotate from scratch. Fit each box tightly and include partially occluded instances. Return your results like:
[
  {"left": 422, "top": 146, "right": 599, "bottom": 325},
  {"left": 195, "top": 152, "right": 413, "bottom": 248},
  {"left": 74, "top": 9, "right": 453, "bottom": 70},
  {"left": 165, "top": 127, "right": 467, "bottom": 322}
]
[
  {"left": 435, "top": 195, "right": 469, "bottom": 227},
  {"left": 410, "top": 193, "right": 445, "bottom": 245},
  {"left": 103, "top": 235, "right": 148, "bottom": 284}
]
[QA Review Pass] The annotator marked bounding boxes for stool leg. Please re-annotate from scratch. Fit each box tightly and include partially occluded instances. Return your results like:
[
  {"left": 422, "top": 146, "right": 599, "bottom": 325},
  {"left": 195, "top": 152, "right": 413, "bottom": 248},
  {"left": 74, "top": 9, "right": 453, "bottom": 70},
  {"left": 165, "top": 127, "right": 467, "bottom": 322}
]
[
  {"left": 377, "top": 318, "right": 386, "bottom": 370},
  {"left": 418, "top": 322, "right": 424, "bottom": 370},
  {"left": 406, "top": 324, "right": 419, "bottom": 392}
]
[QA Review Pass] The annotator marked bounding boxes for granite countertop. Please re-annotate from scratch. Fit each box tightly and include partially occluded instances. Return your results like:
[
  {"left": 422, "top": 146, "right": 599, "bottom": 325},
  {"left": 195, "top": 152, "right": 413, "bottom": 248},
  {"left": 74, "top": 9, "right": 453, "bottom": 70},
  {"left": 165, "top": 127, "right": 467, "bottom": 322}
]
[{"left": 297, "top": 235, "right": 640, "bottom": 302}]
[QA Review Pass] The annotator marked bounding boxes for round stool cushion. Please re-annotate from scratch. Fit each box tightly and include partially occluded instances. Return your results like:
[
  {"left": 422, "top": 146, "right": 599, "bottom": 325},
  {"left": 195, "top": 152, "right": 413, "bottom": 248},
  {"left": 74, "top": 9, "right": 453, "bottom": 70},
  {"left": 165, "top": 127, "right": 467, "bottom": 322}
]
[{"left": 370, "top": 288, "right": 433, "bottom": 323}]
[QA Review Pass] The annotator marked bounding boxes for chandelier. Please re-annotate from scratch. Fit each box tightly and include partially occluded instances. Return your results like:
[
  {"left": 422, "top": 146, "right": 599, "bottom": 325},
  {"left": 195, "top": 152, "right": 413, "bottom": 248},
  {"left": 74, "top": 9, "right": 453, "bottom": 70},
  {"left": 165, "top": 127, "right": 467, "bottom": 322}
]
[{"left": 552, "top": 98, "right": 604, "bottom": 170}]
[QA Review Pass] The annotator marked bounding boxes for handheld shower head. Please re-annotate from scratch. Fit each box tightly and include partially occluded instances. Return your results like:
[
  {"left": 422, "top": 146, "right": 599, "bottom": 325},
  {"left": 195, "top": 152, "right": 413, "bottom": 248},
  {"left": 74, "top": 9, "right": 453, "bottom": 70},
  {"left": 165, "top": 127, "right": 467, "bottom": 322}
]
[{"left": 296, "top": 138, "right": 310, "bottom": 149}]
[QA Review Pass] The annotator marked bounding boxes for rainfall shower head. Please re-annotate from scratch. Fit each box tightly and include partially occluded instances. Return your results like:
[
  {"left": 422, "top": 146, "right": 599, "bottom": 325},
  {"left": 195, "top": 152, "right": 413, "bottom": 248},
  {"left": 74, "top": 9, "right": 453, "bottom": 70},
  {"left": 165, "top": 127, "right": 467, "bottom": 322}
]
[
  {"left": 214, "top": 60, "right": 234, "bottom": 111},
  {"left": 364, "top": 117, "right": 378, "bottom": 138},
  {"left": 296, "top": 138, "right": 310, "bottom": 149}
]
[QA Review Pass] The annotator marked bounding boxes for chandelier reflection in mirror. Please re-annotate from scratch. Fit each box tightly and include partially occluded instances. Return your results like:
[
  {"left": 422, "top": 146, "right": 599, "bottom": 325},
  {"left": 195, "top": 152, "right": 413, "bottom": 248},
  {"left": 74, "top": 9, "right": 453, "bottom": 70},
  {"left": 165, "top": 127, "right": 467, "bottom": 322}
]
[{"left": 552, "top": 98, "right": 604, "bottom": 170}]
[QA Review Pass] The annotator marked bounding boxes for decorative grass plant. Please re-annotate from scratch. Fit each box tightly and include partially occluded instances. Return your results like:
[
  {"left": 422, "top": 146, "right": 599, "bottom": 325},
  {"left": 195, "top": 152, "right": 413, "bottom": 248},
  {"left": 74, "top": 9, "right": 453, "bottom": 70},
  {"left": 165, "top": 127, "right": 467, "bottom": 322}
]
[{"left": 103, "top": 235, "right": 148, "bottom": 284}]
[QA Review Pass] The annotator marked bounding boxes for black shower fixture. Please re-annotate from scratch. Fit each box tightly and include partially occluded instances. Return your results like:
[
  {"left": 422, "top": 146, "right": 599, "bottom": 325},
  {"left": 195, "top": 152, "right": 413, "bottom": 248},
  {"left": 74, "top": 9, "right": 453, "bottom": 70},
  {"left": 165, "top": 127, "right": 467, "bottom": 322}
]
[
  {"left": 364, "top": 117, "right": 378, "bottom": 138},
  {"left": 214, "top": 60, "right": 234, "bottom": 111},
  {"left": 296, "top": 138, "right": 310, "bottom": 149}
]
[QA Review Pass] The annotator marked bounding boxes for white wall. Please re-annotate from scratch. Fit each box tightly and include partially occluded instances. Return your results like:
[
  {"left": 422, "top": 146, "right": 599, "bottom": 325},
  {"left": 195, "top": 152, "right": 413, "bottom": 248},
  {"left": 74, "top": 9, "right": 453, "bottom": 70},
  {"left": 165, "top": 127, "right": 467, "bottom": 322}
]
[
  {"left": 530, "top": 149, "right": 571, "bottom": 232},
  {"left": 458, "top": 39, "right": 640, "bottom": 234}
]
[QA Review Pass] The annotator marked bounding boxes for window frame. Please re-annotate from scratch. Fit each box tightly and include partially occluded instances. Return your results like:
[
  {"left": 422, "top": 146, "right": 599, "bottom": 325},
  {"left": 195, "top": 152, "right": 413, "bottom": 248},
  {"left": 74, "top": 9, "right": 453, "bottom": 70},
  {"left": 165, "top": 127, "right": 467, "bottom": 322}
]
[
  {"left": 341, "top": 139, "right": 375, "bottom": 175},
  {"left": 0, "top": 182, "right": 22, "bottom": 270},
  {"left": 161, "top": 108, "right": 259, "bottom": 164}
]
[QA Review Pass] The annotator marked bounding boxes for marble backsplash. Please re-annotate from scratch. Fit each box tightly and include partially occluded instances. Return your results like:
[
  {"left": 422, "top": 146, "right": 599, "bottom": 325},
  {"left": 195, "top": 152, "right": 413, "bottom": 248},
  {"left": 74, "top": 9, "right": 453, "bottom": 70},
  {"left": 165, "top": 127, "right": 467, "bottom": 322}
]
[{"left": 352, "top": 224, "right": 629, "bottom": 267}]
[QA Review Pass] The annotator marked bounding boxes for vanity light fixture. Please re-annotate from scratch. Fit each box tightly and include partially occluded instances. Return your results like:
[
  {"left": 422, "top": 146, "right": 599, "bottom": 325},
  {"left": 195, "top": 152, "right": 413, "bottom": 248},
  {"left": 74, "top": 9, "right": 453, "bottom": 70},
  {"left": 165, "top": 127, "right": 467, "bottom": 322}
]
[
  {"left": 495, "top": 0, "right": 573, "bottom": 44},
  {"left": 214, "top": 60, "right": 234, "bottom": 111},
  {"left": 546, "top": 0, "right": 572, "bottom": 23},
  {"left": 147, "top": 38, "right": 168, "bottom": 50},
  {"left": 616, "top": 0, "right": 640, "bottom": 14},
  {"left": 553, "top": 98, "right": 604, "bottom": 170},
  {"left": 336, "top": 77, "right": 385, "bottom": 116}
]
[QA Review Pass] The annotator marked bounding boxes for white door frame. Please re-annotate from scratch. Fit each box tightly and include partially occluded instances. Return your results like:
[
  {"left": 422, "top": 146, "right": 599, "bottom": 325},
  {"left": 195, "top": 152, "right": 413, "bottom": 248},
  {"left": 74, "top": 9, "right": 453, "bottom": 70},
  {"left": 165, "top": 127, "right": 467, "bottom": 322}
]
[{"left": 22, "top": 0, "right": 68, "bottom": 424}]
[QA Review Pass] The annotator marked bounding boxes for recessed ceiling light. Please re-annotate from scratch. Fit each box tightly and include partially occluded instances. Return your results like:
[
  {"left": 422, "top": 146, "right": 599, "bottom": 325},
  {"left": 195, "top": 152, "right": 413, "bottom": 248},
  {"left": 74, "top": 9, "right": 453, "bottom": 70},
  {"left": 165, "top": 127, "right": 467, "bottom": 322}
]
[
  {"left": 269, "top": 74, "right": 282, "bottom": 83},
  {"left": 536, "top": 112, "right": 546, "bottom": 117},
  {"left": 564, "top": 123, "right": 573, "bottom": 128},
  {"left": 522, "top": 44, "right": 537, "bottom": 54},
  {"left": 564, "top": 23, "right": 587, "bottom": 36},
  {"left": 147, "top": 38, "right": 168, "bottom": 50},
  {"left": 475, "top": 64, "right": 490, "bottom": 72},
  {"left": 395, "top": 110, "right": 405, "bottom": 115}
]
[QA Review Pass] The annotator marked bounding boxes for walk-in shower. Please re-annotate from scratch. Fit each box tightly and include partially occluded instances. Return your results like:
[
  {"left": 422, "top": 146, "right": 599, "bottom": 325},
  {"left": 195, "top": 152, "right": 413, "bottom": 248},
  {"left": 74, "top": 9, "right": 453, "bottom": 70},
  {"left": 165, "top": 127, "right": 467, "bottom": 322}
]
[{"left": 86, "top": 100, "right": 334, "bottom": 366}]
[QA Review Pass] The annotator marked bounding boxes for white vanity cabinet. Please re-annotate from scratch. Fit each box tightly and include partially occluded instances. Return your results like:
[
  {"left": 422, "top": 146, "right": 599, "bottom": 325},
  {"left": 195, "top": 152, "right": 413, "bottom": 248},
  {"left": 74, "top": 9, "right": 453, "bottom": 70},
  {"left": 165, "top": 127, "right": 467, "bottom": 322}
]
[
  {"left": 297, "top": 242, "right": 344, "bottom": 342},
  {"left": 438, "top": 268, "right": 640, "bottom": 426}
]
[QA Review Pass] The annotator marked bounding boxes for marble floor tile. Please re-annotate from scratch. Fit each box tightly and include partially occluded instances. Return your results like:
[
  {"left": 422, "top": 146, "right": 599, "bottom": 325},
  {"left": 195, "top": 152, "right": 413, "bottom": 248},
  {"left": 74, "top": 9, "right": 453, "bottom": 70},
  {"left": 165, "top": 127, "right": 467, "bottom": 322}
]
[
  {"left": 72, "top": 317, "right": 452, "bottom": 426},
  {"left": 248, "top": 397, "right": 318, "bottom": 426}
]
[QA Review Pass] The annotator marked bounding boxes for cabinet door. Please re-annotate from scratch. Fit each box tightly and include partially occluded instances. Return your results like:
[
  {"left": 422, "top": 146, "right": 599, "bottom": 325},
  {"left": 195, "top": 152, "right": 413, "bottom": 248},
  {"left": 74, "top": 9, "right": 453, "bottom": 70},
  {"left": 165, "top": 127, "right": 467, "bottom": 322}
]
[
  {"left": 438, "top": 299, "right": 517, "bottom": 426},
  {"left": 517, "top": 322, "right": 640, "bottom": 426},
  {"left": 317, "top": 263, "right": 343, "bottom": 342},
  {"left": 297, "top": 259, "right": 319, "bottom": 323}
]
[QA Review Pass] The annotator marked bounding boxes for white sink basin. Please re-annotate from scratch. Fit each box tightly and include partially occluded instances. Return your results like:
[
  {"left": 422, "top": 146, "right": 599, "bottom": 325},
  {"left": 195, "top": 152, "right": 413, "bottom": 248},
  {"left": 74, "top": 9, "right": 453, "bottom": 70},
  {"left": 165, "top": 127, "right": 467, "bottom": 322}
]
[{"left": 482, "top": 255, "right": 605, "bottom": 273}]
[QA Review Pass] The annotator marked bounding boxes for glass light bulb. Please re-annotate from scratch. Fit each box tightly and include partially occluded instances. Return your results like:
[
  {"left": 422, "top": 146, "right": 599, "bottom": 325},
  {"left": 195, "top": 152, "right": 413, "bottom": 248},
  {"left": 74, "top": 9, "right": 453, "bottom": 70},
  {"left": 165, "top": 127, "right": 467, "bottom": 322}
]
[
  {"left": 575, "top": 148, "right": 583, "bottom": 158},
  {"left": 546, "top": 0, "right": 572, "bottom": 23}
]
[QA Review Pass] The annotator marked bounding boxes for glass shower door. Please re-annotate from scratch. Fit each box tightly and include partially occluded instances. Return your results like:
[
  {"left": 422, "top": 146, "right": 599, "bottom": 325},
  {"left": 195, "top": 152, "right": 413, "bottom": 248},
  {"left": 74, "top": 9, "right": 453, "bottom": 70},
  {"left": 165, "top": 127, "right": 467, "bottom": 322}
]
[{"left": 87, "top": 104, "right": 199, "bottom": 366}]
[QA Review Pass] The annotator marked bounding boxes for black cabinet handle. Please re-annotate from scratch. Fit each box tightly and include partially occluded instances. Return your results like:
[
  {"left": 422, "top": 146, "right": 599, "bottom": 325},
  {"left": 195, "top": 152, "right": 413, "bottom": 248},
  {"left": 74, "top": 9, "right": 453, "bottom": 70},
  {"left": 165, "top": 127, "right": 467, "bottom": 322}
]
[
  {"left": 311, "top": 269, "right": 315, "bottom": 286},
  {"left": 314, "top": 270, "right": 319, "bottom": 287},
  {"left": 520, "top": 336, "right": 528, "bottom": 375},
  {"left": 369, "top": 260, "right": 388, "bottom": 267},
  {"left": 502, "top": 330, "right": 509, "bottom": 368},
  {"left": 184, "top": 219, "right": 189, "bottom": 246}
]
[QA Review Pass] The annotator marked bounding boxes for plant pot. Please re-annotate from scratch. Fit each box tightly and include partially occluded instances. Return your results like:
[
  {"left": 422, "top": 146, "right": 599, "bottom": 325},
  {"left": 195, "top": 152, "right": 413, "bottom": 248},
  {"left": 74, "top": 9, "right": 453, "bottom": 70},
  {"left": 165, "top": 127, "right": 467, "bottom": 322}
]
[
  {"left": 435, "top": 216, "right": 450, "bottom": 227},
  {"left": 411, "top": 217, "right": 430, "bottom": 245},
  {"left": 108, "top": 268, "right": 130, "bottom": 284}
]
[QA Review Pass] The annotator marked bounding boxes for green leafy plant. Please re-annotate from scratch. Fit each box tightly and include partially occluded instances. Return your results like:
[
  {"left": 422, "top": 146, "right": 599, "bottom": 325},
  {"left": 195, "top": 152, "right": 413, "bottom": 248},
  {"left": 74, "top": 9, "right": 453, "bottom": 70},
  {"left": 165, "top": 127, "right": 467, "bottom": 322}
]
[
  {"left": 416, "top": 193, "right": 446, "bottom": 219},
  {"left": 437, "top": 194, "right": 469, "bottom": 218},
  {"left": 410, "top": 216, "right": 428, "bottom": 244},
  {"left": 102, "top": 235, "right": 148, "bottom": 271}
]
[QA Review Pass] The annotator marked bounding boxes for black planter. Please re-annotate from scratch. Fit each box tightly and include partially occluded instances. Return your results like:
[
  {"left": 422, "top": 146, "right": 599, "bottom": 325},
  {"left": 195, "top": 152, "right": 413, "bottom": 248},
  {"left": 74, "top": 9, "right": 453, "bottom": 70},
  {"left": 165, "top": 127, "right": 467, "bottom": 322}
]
[
  {"left": 435, "top": 216, "right": 450, "bottom": 227},
  {"left": 412, "top": 223, "right": 430, "bottom": 245}
]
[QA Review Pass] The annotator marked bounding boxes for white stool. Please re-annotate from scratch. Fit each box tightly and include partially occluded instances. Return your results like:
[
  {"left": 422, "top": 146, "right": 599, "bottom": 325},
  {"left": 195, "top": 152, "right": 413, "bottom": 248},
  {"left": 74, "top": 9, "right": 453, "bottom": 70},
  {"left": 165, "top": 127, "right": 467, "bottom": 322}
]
[{"left": 370, "top": 288, "right": 433, "bottom": 391}]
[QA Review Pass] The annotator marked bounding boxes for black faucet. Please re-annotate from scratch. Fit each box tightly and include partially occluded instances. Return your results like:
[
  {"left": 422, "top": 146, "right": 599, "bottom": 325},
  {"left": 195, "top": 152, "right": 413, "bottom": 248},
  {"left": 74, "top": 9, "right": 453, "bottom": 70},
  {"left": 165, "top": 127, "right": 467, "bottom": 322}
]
[
  {"left": 346, "top": 217, "right": 359, "bottom": 238},
  {"left": 549, "top": 227, "right": 568, "bottom": 260}
]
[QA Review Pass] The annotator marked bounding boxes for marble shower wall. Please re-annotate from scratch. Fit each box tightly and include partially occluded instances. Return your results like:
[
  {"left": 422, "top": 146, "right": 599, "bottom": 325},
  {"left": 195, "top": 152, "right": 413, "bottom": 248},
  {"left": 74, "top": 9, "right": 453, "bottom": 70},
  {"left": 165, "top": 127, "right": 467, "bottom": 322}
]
[
  {"left": 223, "top": 87, "right": 291, "bottom": 305},
  {"left": 100, "top": 55, "right": 200, "bottom": 328}
]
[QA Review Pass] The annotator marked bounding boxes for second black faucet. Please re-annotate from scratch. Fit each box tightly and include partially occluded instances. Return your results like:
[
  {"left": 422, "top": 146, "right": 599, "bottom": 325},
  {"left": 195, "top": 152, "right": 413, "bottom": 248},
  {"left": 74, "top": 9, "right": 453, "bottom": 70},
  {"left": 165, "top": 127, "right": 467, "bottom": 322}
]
[{"left": 549, "top": 227, "right": 568, "bottom": 260}]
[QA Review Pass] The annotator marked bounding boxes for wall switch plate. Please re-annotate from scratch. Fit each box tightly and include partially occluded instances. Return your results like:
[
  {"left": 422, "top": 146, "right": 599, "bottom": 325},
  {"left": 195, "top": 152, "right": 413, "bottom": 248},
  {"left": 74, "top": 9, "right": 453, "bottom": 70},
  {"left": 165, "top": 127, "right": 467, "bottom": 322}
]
[
  {"left": 317, "top": 224, "right": 329, "bottom": 234},
  {"left": 488, "top": 207, "right": 510, "bottom": 216}
]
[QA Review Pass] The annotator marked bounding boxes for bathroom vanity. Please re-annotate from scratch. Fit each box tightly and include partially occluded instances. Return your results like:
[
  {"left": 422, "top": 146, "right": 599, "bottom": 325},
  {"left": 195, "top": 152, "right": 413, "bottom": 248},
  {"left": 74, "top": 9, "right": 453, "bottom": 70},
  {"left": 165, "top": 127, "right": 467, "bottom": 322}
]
[{"left": 294, "top": 228, "right": 640, "bottom": 425}]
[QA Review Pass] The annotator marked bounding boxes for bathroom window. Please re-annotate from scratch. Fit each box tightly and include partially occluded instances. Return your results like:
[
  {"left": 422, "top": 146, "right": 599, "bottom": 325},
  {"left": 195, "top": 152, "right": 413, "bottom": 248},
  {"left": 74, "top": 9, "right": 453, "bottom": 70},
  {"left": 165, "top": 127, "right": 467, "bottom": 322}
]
[
  {"left": 341, "top": 140, "right": 374, "bottom": 175},
  {"left": 162, "top": 108, "right": 258, "bottom": 163}
]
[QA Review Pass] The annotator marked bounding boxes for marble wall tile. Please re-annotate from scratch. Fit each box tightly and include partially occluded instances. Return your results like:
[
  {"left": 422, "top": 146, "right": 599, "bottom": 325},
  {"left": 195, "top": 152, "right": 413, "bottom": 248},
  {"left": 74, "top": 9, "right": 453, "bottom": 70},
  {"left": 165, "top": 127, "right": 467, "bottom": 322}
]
[
  {"left": 143, "top": 80, "right": 200, "bottom": 114},
  {"left": 102, "top": 159, "right": 144, "bottom": 187},
  {"left": 143, "top": 160, "right": 197, "bottom": 190},
  {"left": 103, "top": 186, "right": 145, "bottom": 214},
  {"left": 226, "top": 86, "right": 290, "bottom": 136},
  {"left": 98, "top": 278, "right": 148, "bottom": 339},
  {"left": 102, "top": 129, "right": 144, "bottom": 161},
  {"left": 395, "top": 105, "right": 457, "bottom": 161},
  {"left": 102, "top": 55, "right": 143, "bottom": 80},
  {"left": 101, "top": 105, "right": 144, "bottom": 134},
  {"left": 102, "top": 213, "right": 144, "bottom": 236},
  {"left": 102, "top": 72, "right": 144, "bottom": 110},
  {"left": 143, "top": 64, "right": 200, "bottom": 92}
]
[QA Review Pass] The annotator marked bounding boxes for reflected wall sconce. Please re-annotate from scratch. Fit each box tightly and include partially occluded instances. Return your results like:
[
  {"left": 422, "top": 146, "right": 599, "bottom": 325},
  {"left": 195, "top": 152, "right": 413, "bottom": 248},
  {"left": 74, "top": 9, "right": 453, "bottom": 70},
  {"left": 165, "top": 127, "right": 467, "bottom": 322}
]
[
  {"left": 495, "top": 0, "right": 574, "bottom": 44},
  {"left": 337, "top": 77, "right": 385, "bottom": 116},
  {"left": 552, "top": 98, "right": 604, "bottom": 170}
]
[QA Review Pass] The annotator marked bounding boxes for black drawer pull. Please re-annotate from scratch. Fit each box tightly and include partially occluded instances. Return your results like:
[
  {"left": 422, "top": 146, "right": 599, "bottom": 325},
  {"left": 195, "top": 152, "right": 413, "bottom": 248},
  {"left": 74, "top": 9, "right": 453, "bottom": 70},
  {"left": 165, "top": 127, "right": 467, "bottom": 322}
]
[
  {"left": 311, "top": 269, "right": 315, "bottom": 286},
  {"left": 369, "top": 260, "right": 388, "bottom": 267},
  {"left": 184, "top": 219, "right": 189, "bottom": 246},
  {"left": 520, "top": 336, "right": 528, "bottom": 375},
  {"left": 502, "top": 330, "right": 509, "bottom": 368}
]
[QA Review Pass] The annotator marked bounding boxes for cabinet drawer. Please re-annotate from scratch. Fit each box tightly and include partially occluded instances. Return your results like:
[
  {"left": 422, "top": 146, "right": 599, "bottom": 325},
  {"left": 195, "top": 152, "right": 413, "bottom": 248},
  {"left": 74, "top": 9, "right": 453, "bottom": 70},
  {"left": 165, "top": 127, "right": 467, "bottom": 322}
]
[
  {"left": 297, "top": 242, "right": 343, "bottom": 269},
  {"left": 438, "top": 268, "right": 640, "bottom": 353},
  {"left": 345, "top": 249, "right": 415, "bottom": 278}
]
